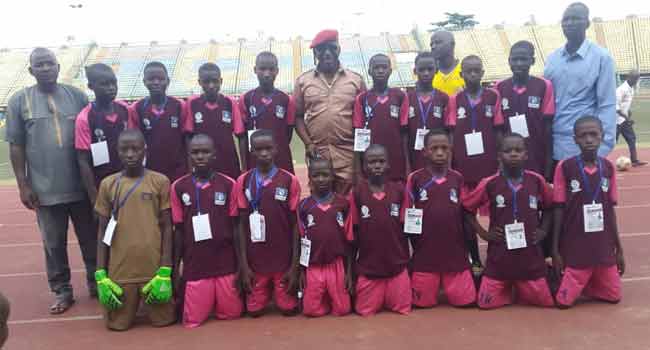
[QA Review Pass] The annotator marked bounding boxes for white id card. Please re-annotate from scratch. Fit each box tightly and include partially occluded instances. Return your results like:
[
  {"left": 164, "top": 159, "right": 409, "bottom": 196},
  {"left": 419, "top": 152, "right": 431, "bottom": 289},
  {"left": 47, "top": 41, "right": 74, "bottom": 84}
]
[
  {"left": 505, "top": 221, "right": 527, "bottom": 250},
  {"left": 192, "top": 214, "right": 212, "bottom": 242},
  {"left": 465, "top": 131, "right": 484, "bottom": 156},
  {"left": 247, "top": 129, "right": 257, "bottom": 151},
  {"left": 404, "top": 208, "right": 423, "bottom": 234},
  {"left": 91, "top": 141, "right": 110, "bottom": 167},
  {"left": 249, "top": 211, "right": 266, "bottom": 242},
  {"left": 583, "top": 203, "right": 604, "bottom": 233},
  {"left": 299, "top": 237, "right": 312, "bottom": 267},
  {"left": 414, "top": 128, "right": 429, "bottom": 151},
  {"left": 509, "top": 114, "right": 529, "bottom": 138},
  {"left": 103, "top": 216, "right": 118, "bottom": 246},
  {"left": 354, "top": 128, "right": 371, "bottom": 152}
]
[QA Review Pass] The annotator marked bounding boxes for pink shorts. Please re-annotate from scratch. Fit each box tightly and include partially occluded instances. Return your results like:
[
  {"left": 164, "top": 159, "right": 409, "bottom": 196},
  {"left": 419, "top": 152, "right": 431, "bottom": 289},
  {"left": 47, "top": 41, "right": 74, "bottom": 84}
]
[
  {"left": 183, "top": 274, "right": 243, "bottom": 328},
  {"left": 478, "top": 275, "right": 554, "bottom": 309},
  {"left": 247, "top": 271, "right": 298, "bottom": 313},
  {"left": 555, "top": 265, "right": 622, "bottom": 307},
  {"left": 355, "top": 268, "right": 412, "bottom": 316},
  {"left": 303, "top": 257, "right": 351, "bottom": 317},
  {"left": 411, "top": 270, "right": 476, "bottom": 307}
]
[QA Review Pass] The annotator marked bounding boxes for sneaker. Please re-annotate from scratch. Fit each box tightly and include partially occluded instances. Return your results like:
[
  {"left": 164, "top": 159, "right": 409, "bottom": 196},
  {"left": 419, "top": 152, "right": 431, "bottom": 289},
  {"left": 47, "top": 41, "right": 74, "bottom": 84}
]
[
  {"left": 471, "top": 260, "right": 484, "bottom": 277},
  {"left": 632, "top": 161, "right": 648, "bottom": 167}
]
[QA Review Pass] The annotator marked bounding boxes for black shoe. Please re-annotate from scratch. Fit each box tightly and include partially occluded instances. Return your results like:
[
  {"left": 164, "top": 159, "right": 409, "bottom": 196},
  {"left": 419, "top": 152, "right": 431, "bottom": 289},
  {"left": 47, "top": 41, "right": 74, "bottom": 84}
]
[{"left": 632, "top": 161, "right": 648, "bottom": 167}]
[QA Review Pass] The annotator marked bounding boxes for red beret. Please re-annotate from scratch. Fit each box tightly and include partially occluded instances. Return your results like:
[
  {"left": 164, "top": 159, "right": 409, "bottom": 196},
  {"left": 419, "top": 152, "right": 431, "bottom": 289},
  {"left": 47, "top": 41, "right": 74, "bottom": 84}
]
[{"left": 310, "top": 29, "right": 339, "bottom": 49}]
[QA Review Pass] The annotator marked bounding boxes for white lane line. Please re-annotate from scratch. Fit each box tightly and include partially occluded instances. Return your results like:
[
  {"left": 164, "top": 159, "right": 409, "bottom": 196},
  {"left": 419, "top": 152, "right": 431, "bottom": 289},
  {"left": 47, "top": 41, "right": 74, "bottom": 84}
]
[
  {"left": 619, "top": 185, "right": 650, "bottom": 190},
  {"left": 618, "top": 204, "right": 650, "bottom": 209},
  {"left": 0, "top": 269, "right": 85, "bottom": 278},
  {"left": 0, "top": 241, "right": 78, "bottom": 248},
  {"left": 622, "top": 276, "right": 650, "bottom": 282},
  {"left": 8, "top": 315, "right": 102, "bottom": 325}
]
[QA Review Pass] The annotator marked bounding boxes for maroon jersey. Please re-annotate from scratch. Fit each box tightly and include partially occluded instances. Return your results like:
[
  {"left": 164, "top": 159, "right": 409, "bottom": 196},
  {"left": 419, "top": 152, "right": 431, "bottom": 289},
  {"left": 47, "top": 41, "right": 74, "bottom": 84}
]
[
  {"left": 496, "top": 77, "right": 555, "bottom": 175},
  {"left": 170, "top": 172, "right": 239, "bottom": 281},
  {"left": 348, "top": 180, "right": 409, "bottom": 278},
  {"left": 238, "top": 88, "right": 296, "bottom": 174},
  {"left": 185, "top": 94, "right": 242, "bottom": 179},
  {"left": 75, "top": 101, "right": 131, "bottom": 186},
  {"left": 464, "top": 171, "right": 553, "bottom": 280},
  {"left": 297, "top": 194, "right": 350, "bottom": 265},
  {"left": 235, "top": 167, "right": 301, "bottom": 274},
  {"left": 353, "top": 88, "right": 409, "bottom": 182},
  {"left": 448, "top": 88, "right": 504, "bottom": 186},
  {"left": 129, "top": 96, "right": 190, "bottom": 182},
  {"left": 553, "top": 157, "right": 619, "bottom": 268},
  {"left": 406, "top": 88, "right": 451, "bottom": 171},
  {"left": 403, "top": 168, "right": 469, "bottom": 273}
]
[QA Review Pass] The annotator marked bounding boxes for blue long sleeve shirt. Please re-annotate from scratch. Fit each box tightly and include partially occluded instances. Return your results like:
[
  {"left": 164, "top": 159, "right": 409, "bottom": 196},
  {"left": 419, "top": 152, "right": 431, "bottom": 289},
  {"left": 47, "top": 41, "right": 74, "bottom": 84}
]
[{"left": 544, "top": 40, "right": 617, "bottom": 160}]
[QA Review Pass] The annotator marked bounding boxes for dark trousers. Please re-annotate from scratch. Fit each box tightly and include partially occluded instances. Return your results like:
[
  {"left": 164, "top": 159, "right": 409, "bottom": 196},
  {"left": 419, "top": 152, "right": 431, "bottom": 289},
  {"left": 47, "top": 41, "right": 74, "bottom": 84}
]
[
  {"left": 36, "top": 199, "right": 97, "bottom": 299},
  {"left": 617, "top": 121, "right": 639, "bottom": 163}
]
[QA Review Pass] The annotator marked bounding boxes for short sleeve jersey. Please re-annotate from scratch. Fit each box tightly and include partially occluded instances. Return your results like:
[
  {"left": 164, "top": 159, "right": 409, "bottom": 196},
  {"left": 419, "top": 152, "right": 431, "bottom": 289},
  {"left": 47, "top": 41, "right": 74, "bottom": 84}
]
[
  {"left": 463, "top": 171, "right": 553, "bottom": 280},
  {"left": 432, "top": 63, "right": 465, "bottom": 97},
  {"left": 496, "top": 77, "right": 555, "bottom": 175},
  {"left": 348, "top": 180, "right": 409, "bottom": 278},
  {"left": 94, "top": 170, "right": 170, "bottom": 284},
  {"left": 403, "top": 169, "right": 469, "bottom": 273},
  {"left": 75, "top": 101, "right": 132, "bottom": 186},
  {"left": 4, "top": 84, "right": 89, "bottom": 205},
  {"left": 447, "top": 88, "right": 504, "bottom": 185},
  {"left": 353, "top": 88, "right": 409, "bottom": 182},
  {"left": 297, "top": 194, "right": 350, "bottom": 266},
  {"left": 238, "top": 89, "right": 296, "bottom": 173},
  {"left": 170, "top": 173, "right": 239, "bottom": 281},
  {"left": 553, "top": 157, "right": 618, "bottom": 268},
  {"left": 129, "top": 96, "right": 190, "bottom": 182},
  {"left": 235, "top": 168, "right": 301, "bottom": 274},
  {"left": 184, "top": 94, "right": 242, "bottom": 179}
]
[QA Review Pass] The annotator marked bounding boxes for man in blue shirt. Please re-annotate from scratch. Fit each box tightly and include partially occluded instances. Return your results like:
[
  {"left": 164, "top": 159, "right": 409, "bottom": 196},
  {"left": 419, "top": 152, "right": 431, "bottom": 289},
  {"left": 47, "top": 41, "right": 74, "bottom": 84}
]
[{"left": 544, "top": 2, "right": 617, "bottom": 161}]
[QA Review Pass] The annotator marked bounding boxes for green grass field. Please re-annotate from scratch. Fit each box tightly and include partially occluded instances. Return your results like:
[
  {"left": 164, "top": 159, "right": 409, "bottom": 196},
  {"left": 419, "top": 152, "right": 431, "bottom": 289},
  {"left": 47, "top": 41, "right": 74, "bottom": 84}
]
[{"left": 1, "top": 99, "right": 649, "bottom": 183}]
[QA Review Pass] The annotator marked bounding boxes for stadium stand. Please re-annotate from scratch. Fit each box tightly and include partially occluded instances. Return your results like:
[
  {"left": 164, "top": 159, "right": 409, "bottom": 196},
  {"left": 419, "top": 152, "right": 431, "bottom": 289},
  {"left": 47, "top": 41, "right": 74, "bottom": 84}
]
[{"left": 0, "top": 16, "right": 648, "bottom": 106}]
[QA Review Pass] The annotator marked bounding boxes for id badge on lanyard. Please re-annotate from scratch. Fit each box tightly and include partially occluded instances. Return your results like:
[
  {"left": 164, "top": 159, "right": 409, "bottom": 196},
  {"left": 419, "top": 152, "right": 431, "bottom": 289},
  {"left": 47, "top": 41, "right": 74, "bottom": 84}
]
[
  {"left": 577, "top": 157, "right": 606, "bottom": 233},
  {"left": 104, "top": 173, "right": 145, "bottom": 246},
  {"left": 191, "top": 177, "right": 213, "bottom": 242},
  {"left": 504, "top": 177, "right": 527, "bottom": 250}
]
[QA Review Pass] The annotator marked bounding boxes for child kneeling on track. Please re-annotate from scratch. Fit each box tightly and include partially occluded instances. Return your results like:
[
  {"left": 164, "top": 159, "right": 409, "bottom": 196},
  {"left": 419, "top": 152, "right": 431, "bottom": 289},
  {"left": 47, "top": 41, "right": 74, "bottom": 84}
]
[
  {"left": 94, "top": 129, "right": 176, "bottom": 330},
  {"left": 297, "top": 157, "right": 353, "bottom": 317},
  {"left": 405, "top": 129, "right": 477, "bottom": 308},
  {"left": 171, "top": 134, "right": 246, "bottom": 328},
  {"left": 552, "top": 116, "right": 625, "bottom": 308},
  {"left": 348, "top": 144, "right": 412, "bottom": 316},
  {"left": 464, "top": 133, "right": 555, "bottom": 309}
]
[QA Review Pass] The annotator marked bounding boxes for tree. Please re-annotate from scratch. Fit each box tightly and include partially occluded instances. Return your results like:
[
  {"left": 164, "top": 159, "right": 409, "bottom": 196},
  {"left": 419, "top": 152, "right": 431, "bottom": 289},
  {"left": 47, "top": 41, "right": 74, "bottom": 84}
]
[{"left": 430, "top": 12, "right": 479, "bottom": 32}]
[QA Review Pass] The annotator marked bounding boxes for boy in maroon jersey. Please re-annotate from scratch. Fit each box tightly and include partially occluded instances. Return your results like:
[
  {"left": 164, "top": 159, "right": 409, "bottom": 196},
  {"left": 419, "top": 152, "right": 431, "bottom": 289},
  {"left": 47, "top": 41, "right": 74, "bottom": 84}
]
[
  {"left": 496, "top": 41, "right": 555, "bottom": 180},
  {"left": 404, "top": 129, "right": 476, "bottom": 307},
  {"left": 348, "top": 144, "right": 411, "bottom": 316},
  {"left": 464, "top": 133, "right": 555, "bottom": 309},
  {"left": 297, "top": 157, "right": 352, "bottom": 317},
  {"left": 353, "top": 53, "right": 409, "bottom": 182},
  {"left": 171, "top": 134, "right": 246, "bottom": 328},
  {"left": 184, "top": 63, "right": 242, "bottom": 179},
  {"left": 76, "top": 63, "right": 133, "bottom": 204},
  {"left": 129, "top": 61, "right": 191, "bottom": 182},
  {"left": 238, "top": 52, "right": 295, "bottom": 173},
  {"left": 552, "top": 116, "right": 625, "bottom": 308},
  {"left": 448, "top": 55, "right": 505, "bottom": 275},
  {"left": 406, "top": 52, "right": 451, "bottom": 171},
  {"left": 234, "top": 129, "right": 301, "bottom": 316}
]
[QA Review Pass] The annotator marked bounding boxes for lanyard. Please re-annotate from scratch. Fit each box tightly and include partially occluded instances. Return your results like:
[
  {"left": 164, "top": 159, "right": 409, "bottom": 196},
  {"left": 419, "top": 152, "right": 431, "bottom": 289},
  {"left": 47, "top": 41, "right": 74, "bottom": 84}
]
[
  {"left": 510, "top": 86, "right": 527, "bottom": 116},
  {"left": 363, "top": 90, "right": 388, "bottom": 127},
  {"left": 409, "top": 171, "right": 444, "bottom": 205},
  {"left": 505, "top": 176, "right": 522, "bottom": 221},
  {"left": 464, "top": 89, "right": 482, "bottom": 132},
  {"left": 249, "top": 89, "right": 277, "bottom": 128},
  {"left": 576, "top": 156, "right": 604, "bottom": 204},
  {"left": 192, "top": 175, "right": 212, "bottom": 214},
  {"left": 417, "top": 91, "right": 435, "bottom": 128},
  {"left": 112, "top": 171, "right": 146, "bottom": 218},
  {"left": 298, "top": 192, "right": 333, "bottom": 234},
  {"left": 247, "top": 166, "right": 278, "bottom": 211}
]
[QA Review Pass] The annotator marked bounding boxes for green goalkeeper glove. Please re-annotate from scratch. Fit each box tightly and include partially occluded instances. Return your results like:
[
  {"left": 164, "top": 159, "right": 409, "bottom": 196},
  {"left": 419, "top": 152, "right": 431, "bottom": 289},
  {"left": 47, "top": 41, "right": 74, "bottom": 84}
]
[
  {"left": 95, "top": 269, "right": 123, "bottom": 310},
  {"left": 141, "top": 266, "right": 173, "bottom": 304}
]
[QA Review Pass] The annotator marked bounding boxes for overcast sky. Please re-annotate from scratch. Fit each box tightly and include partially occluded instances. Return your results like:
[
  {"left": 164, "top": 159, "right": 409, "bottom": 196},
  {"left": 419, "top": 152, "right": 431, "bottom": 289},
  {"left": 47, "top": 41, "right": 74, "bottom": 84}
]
[{"left": 0, "top": 0, "right": 646, "bottom": 48}]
